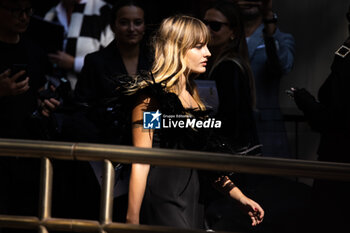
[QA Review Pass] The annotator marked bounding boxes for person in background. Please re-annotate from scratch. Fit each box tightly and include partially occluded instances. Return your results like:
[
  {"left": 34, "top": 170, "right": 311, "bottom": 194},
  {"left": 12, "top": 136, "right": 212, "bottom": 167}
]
[
  {"left": 288, "top": 6, "right": 350, "bottom": 232},
  {"left": 200, "top": 1, "right": 262, "bottom": 231},
  {"left": 0, "top": 0, "right": 59, "bottom": 138},
  {"left": 0, "top": 0, "right": 59, "bottom": 232},
  {"left": 235, "top": 0, "right": 295, "bottom": 158},
  {"left": 203, "top": 0, "right": 260, "bottom": 155},
  {"left": 42, "top": 0, "right": 114, "bottom": 222},
  {"left": 126, "top": 15, "right": 264, "bottom": 229},
  {"left": 59, "top": 0, "right": 152, "bottom": 222},
  {"left": 44, "top": 0, "right": 114, "bottom": 89},
  {"left": 73, "top": 0, "right": 151, "bottom": 145}
]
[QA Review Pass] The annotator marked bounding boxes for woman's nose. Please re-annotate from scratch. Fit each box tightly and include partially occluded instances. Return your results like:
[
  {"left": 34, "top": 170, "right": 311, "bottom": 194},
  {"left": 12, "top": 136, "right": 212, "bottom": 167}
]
[{"left": 204, "top": 46, "right": 211, "bottom": 57}]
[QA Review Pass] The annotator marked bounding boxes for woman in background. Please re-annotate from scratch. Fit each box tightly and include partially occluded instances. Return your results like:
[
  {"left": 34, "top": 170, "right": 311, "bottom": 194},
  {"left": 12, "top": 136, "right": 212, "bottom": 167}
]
[
  {"left": 55, "top": 0, "right": 151, "bottom": 223},
  {"left": 203, "top": 0, "right": 259, "bottom": 154}
]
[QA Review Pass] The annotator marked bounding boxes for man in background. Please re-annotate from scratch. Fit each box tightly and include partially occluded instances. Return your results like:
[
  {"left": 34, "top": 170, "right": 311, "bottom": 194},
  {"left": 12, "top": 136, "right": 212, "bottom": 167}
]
[
  {"left": 236, "top": 0, "right": 295, "bottom": 158},
  {"left": 0, "top": 0, "right": 59, "bottom": 232}
]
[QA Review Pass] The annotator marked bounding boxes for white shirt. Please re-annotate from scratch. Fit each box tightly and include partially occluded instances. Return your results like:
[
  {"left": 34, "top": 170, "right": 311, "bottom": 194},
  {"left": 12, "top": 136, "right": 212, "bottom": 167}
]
[{"left": 54, "top": 0, "right": 88, "bottom": 73}]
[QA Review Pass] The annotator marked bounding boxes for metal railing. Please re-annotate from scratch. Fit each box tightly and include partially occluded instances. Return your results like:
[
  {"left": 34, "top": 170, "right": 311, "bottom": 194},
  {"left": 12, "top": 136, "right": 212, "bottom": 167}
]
[{"left": 0, "top": 138, "right": 350, "bottom": 233}]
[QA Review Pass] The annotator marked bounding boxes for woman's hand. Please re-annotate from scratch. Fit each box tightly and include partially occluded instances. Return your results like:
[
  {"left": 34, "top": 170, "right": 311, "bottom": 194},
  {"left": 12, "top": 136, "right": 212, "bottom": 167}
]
[
  {"left": 227, "top": 180, "right": 264, "bottom": 226},
  {"left": 238, "top": 195, "right": 264, "bottom": 226}
]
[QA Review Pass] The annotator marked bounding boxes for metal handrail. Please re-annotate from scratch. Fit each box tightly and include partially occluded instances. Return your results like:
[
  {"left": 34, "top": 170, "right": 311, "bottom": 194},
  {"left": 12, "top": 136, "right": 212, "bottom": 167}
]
[
  {"left": 0, "top": 138, "right": 349, "bottom": 180},
  {"left": 1, "top": 138, "right": 350, "bottom": 233}
]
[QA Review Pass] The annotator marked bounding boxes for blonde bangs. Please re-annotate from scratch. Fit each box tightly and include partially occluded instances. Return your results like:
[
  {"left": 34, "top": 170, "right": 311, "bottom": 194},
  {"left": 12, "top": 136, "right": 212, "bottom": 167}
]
[
  {"left": 186, "top": 18, "right": 210, "bottom": 48},
  {"left": 150, "top": 15, "right": 209, "bottom": 109}
]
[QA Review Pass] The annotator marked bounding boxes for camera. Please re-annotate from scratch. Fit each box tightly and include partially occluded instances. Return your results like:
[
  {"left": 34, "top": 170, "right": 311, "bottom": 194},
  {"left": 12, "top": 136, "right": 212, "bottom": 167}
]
[
  {"left": 32, "top": 76, "right": 72, "bottom": 120},
  {"left": 31, "top": 77, "right": 73, "bottom": 138},
  {"left": 38, "top": 77, "right": 72, "bottom": 102}
]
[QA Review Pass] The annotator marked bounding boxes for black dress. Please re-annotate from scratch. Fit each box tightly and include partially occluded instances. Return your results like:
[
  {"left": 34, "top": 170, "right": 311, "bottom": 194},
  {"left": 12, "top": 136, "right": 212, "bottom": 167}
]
[
  {"left": 131, "top": 84, "right": 204, "bottom": 228},
  {"left": 142, "top": 165, "right": 201, "bottom": 228},
  {"left": 129, "top": 80, "right": 234, "bottom": 229}
]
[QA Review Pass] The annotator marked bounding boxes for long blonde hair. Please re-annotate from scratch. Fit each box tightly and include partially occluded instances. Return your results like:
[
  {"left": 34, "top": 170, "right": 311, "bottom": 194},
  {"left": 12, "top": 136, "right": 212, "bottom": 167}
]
[{"left": 151, "top": 15, "right": 210, "bottom": 110}]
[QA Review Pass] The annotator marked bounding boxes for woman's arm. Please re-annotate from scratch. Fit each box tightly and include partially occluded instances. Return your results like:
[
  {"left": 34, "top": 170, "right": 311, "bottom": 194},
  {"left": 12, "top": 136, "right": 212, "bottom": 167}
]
[
  {"left": 229, "top": 185, "right": 264, "bottom": 226},
  {"left": 126, "top": 95, "right": 154, "bottom": 224},
  {"left": 127, "top": 163, "right": 150, "bottom": 224},
  {"left": 214, "top": 175, "right": 264, "bottom": 226}
]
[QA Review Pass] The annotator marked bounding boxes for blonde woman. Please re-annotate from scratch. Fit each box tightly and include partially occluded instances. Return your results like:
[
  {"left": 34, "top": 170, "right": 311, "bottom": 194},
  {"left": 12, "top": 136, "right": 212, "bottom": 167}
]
[{"left": 126, "top": 15, "right": 264, "bottom": 229}]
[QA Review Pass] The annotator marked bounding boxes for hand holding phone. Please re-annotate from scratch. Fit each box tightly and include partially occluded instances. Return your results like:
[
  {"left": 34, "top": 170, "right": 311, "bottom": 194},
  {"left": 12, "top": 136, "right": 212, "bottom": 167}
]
[
  {"left": 0, "top": 68, "right": 29, "bottom": 97},
  {"left": 285, "top": 87, "right": 298, "bottom": 98},
  {"left": 10, "top": 64, "right": 28, "bottom": 82}
]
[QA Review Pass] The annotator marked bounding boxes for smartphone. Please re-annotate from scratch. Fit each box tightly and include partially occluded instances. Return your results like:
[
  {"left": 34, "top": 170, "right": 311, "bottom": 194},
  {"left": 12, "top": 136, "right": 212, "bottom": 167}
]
[
  {"left": 285, "top": 87, "right": 297, "bottom": 98},
  {"left": 285, "top": 89, "right": 294, "bottom": 98},
  {"left": 10, "top": 64, "right": 28, "bottom": 82}
]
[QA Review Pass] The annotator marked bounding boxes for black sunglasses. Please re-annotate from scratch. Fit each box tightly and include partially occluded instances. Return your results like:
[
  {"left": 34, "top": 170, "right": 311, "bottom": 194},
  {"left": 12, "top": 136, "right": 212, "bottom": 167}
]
[
  {"left": 203, "top": 20, "right": 229, "bottom": 32},
  {"left": 0, "top": 5, "right": 34, "bottom": 18}
]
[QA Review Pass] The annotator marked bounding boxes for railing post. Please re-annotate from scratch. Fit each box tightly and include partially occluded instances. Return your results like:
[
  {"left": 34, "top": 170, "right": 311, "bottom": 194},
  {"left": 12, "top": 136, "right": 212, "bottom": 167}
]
[
  {"left": 38, "top": 157, "right": 53, "bottom": 233},
  {"left": 38, "top": 225, "right": 49, "bottom": 233},
  {"left": 99, "top": 159, "right": 115, "bottom": 232}
]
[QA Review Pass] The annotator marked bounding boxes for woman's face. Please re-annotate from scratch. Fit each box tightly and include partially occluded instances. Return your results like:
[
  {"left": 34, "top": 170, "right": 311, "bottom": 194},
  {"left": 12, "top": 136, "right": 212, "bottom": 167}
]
[
  {"left": 204, "top": 8, "right": 234, "bottom": 49},
  {"left": 185, "top": 43, "right": 211, "bottom": 74},
  {"left": 113, "top": 5, "right": 145, "bottom": 46}
]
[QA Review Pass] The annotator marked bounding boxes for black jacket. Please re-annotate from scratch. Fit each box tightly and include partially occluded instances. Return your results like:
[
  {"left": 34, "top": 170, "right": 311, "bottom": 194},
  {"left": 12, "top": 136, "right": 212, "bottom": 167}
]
[
  {"left": 294, "top": 41, "right": 350, "bottom": 162},
  {"left": 209, "top": 58, "right": 259, "bottom": 151},
  {"left": 0, "top": 38, "right": 48, "bottom": 139},
  {"left": 64, "top": 40, "right": 152, "bottom": 144}
]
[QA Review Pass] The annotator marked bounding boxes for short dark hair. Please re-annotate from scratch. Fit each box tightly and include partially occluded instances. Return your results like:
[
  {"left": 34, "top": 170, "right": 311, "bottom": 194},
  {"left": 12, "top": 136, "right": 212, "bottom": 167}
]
[
  {"left": 0, "top": 0, "right": 34, "bottom": 4},
  {"left": 110, "top": 0, "right": 146, "bottom": 28}
]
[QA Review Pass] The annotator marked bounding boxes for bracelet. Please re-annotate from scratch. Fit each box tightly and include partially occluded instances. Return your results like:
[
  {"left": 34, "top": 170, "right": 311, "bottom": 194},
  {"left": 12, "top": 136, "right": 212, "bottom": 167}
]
[{"left": 213, "top": 175, "right": 235, "bottom": 194}]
